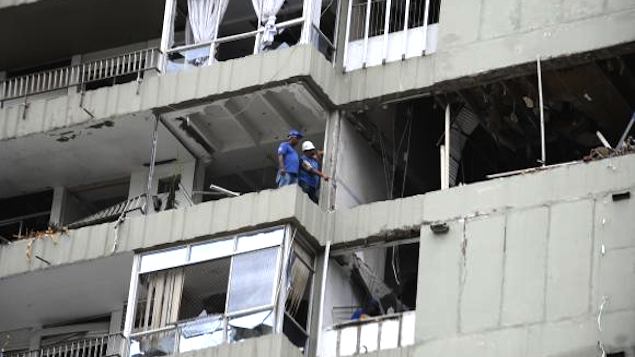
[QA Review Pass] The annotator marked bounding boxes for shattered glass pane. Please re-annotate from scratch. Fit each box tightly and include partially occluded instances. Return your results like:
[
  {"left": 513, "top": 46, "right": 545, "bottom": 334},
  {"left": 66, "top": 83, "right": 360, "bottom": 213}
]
[
  {"left": 179, "top": 316, "right": 225, "bottom": 352},
  {"left": 129, "top": 329, "right": 176, "bottom": 357},
  {"left": 227, "top": 247, "right": 279, "bottom": 312},
  {"left": 228, "top": 310, "right": 274, "bottom": 343}
]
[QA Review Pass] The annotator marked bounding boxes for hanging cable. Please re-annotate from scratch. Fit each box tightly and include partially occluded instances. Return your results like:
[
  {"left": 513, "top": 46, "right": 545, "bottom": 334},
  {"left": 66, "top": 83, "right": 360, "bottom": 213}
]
[
  {"left": 145, "top": 115, "right": 160, "bottom": 213},
  {"left": 400, "top": 115, "right": 412, "bottom": 197}
]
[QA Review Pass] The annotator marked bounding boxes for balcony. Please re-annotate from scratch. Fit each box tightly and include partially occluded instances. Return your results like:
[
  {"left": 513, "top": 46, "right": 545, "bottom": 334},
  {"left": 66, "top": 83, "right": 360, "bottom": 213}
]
[
  {"left": 320, "top": 311, "right": 415, "bottom": 356},
  {"left": 342, "top": 0, "right": 440, "bottom": 71},
  {"left": 123, "top": 225, "right": 317, "bottom": 354},
  {"left": 0, "top": 49, "right": 161, "bottom": 104},
  {"left": 3, "top": 333, "right": 124, "bottom": 357},
  {"left": 0, "top": 0, "right": 337, "bottom": 107}
]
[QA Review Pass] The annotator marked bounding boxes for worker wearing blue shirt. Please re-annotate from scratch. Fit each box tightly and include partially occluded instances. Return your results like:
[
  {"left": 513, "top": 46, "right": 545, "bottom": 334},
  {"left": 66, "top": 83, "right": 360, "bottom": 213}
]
[
  {"left": 298, "top": 140, "right": 329, "bottom": 203},
  {"left": 276, "top": 129, "right": 303, "bottom": 187}
]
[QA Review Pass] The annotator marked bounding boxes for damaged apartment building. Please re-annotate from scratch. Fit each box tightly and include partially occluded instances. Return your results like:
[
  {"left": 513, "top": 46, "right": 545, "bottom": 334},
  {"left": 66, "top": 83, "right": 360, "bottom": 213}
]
[{"left": 1, "top": 0, "right": 635, "bottom": 356}]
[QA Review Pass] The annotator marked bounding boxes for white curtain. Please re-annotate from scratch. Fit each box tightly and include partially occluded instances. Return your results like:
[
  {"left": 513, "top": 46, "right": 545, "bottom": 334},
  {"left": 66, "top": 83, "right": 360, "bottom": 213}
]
[
  {"left": 187, "top": 0, "right": 229, "bottom": 44},
  {"left": 251, "top": 0, "right": 286, "bottom": 46}
]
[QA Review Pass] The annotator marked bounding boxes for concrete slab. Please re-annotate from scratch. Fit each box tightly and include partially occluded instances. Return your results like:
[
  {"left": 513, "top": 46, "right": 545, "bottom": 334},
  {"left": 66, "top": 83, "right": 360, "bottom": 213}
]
[
  {"left": 479, "top": 0, "right": 521, "bottom": 40},
  {"left": 599, "top": 247, "right": 635, "bottom": 312},
  {"left": 561, "top": 0, "right": 605, "bottom": 21},
  {"left": 594, "top": 191, "right": 635, "bottom": 250},
  {"left": 414, "top": 325, "right": 529, "bottom": 357},
  {"left": 501, "top": 207, "right": 549, "bottom": 326},
  {"left": 460, "top": 214, "right": 505, "bottom": 333},
  {"left": 519, "top": 0, "right": 563, "bottom": 31},
  {"left": 416, "top": 219, "right": 463, "bottom": 341},
  {"left": 545, "top": 200, "right": 593, "bottom": 321}
]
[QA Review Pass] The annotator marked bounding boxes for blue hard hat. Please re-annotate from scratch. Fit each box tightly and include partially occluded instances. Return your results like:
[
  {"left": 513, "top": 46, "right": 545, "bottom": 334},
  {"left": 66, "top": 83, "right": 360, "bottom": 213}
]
[{"left": 288, "top": 129, "right": 303, "bottom": 138}]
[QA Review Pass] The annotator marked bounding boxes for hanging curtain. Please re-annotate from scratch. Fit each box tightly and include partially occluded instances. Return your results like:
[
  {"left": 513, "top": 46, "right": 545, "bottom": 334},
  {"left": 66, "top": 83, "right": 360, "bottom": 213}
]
[
  {"left": 251, "top": 0, "right": 286, "bottom": 46},
  {"left": 187, "top": 0, "right": 229, "bottom": 44},
  {"left": 136, "top": 268, "right": 185, "bottom": 356},
  {"left": 140, "top": 268, "right": 185, "bottom": 330}
]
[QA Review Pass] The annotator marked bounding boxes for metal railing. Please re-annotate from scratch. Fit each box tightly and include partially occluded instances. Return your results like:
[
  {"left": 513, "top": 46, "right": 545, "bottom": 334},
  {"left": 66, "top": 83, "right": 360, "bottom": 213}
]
[
  {"left": 129, "top": 307, "right": 275, "bottom": 356},
  {"left": 348, "top": 0, "right": 431, "bottom": 41},
  {"left": 164, "top": 17, "right": 306, "bottom": 72},
  {"left": 0, "top": 48, "right": 161, "bottom": 102},
  {"left": 343, "top": 0, "right": 437, "bottom": 71},
  {"left": 312, "top": 24, "right": 337, "bottom": 62},
  {"left": 320, "top": 311, "right": 415, "bottom": 356},
  {"left": 3, "top": 333, "right": 124, "bottom": 357}
]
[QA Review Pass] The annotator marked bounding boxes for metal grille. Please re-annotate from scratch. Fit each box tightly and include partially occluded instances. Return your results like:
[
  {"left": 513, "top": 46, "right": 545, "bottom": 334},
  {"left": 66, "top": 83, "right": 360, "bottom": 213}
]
[
  {"left": 348, "top": 0, "right": 433, "bottom": 41},
  {"left": 0, "top": 48, "right": 160, "bottom": 102}
]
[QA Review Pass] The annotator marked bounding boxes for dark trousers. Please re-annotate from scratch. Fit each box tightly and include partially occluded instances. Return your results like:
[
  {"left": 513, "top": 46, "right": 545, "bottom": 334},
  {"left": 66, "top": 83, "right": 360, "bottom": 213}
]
[{"left": 299, "top": 181, "right": 319, "bottom": 204}]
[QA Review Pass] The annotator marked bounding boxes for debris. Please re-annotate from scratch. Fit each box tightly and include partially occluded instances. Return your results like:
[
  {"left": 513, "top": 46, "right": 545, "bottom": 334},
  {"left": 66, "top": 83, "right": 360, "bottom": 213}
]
[
  {"left": 583, "top": 136, "right": 635, "bottom": 162},
  {"left": 21, "top": 226, "right": 68, "bottom": 262},
  {"left": 596, "top": 131, "right": 612, "bottom": 149}
]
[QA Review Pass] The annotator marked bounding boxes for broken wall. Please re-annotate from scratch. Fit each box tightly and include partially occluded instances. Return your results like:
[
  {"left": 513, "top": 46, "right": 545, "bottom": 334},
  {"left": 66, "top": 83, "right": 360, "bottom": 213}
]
[{"left": 415, "top": 189, "right": 635, "bottom": 356}]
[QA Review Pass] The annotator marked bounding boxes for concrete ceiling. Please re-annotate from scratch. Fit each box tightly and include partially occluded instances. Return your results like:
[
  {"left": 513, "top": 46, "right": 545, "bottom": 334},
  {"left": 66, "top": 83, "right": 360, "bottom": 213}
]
[
  {"left": 162, "top": 83, "right": 329, "bottom": 180},
  {"left": 0, "top": 252, "right": 134, "bottom": 331},
  {"left": 0, "top": 112, "right": 194, "bottom": 199},
  {"left": 0, "top": 0, "right": 165, "bottom": 71},
  {"left": 0, "top": 0, "right": 312, "bottom": 72}
]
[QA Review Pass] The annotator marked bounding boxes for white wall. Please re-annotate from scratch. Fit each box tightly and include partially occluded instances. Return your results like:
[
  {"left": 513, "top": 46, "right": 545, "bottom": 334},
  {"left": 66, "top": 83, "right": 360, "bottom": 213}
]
[
  {"left": 322, "top": 259, "right": 361, "bottom": 327},
  {"left": 128, "top": 160, "right": 196, "bottom": 209},
  {"left": 415, "top": 191, "right": 635, "bottom": 356},
  {"left": 335, "top": 119, "right": 388, "bottom": 209}
]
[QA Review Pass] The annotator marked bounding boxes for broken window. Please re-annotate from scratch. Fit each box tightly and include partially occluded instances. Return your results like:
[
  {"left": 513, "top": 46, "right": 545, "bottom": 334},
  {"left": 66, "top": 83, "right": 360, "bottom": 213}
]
[
  {"left": 283, "top": 243, "right": 315, "bottom": 349},
  {"left": 320, "top": 240, "right": 418, "bottom": 356},
  {"left": 127, "top": 225, "right": 315, "bottom": 355},
  {"left": 0, "top": 190, "right": 53, "bottom": 243},
  {"left": 64, "top": 178, "right": 132, "bottom": 229},
  {"left": 338, "top": 51, "right": 635, "bottom": 205}
]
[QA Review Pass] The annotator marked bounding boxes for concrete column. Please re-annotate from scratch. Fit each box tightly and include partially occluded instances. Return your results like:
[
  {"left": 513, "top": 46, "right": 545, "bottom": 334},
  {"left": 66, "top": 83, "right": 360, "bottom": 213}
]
[
  {"left": 192, "top": 159, "right": 207, "bottom": 204},
  {"left": 106, "top": 309, "right": 124, "bottom": 355},
  {"left": 333, "top": 0, "right": 350, "bottom": 69},
  {"left": 300, "top": 0, "right": 313, "bottom": 44},
  {"left": 1, "top": 71, "right": 6, "bottom": 107},
  {"left": 320, "top": 111, "right": 341, "bottom": 210},
  {"left": 160, "top": 0, "right": 177, "bottom": 72},
  {"left": 68, "top": 55, "right": 81, "bottom": 95},
  {"left": 109, "top": 309, "right": 123, "bottom": 334},
  {"left": 27, "top": 328, "right": 41, "bottom": 351},
  {"left": 307, "top": 245, "right": 328, "bottom": 357},
  {"left": 49, "top": 187, "right": 67, "bottom": 228}
]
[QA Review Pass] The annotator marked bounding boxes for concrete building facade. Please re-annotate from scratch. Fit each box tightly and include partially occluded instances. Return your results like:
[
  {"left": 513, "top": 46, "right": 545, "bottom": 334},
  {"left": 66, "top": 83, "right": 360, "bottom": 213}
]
[{"left": 0, "top": 0, "right": 634, "bottom": 356}]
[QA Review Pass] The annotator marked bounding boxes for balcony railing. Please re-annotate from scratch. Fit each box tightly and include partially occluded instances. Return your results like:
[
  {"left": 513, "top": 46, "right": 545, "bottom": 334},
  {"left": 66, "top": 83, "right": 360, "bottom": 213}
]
[
  {"left": 320, "top": 311, "right": 415, "bottom": 356},
  {"left": 128, "top": 307, "right": 277, "bottom": 356},
  {"left": 0, "top": 48, "right": 161, "bottom": 103},
  {"left": 3, "top": 333, "right": 124, "bottom": 357},
  {"left": 164, "top": 19, "right": 335, "bottom": 72},
  {"left": 343, "top": 0, "right": 438, "bottom": 71}
]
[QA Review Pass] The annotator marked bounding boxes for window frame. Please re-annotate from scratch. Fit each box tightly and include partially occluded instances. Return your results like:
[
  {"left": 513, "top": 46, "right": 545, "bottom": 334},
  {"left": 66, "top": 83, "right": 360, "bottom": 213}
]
[{"left": 124, "top": 224, "right": 316, "bottom": 354}]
